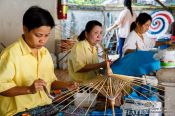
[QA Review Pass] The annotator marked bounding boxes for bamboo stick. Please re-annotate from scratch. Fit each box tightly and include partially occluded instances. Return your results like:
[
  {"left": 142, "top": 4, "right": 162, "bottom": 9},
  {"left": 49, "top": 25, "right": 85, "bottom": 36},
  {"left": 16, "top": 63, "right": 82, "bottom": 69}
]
[{"left": 109, "top": 73, "right": 144, "bottom": 83}]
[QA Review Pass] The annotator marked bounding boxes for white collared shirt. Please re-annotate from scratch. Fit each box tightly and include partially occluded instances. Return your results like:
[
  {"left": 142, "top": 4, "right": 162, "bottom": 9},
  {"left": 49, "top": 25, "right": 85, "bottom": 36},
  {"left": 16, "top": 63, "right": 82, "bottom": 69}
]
[
  {"left": 123, "top": 30, "right": 155, "bottom": 54},
  {"left": 114, "top": 8, "right": 137, "bottom": 38}
]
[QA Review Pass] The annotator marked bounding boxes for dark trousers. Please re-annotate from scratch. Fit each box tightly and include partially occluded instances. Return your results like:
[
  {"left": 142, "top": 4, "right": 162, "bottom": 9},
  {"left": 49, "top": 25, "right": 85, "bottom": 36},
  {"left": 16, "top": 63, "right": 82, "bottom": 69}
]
[{"left": 118, "top": 37, "right": 125, "bottom": 58}]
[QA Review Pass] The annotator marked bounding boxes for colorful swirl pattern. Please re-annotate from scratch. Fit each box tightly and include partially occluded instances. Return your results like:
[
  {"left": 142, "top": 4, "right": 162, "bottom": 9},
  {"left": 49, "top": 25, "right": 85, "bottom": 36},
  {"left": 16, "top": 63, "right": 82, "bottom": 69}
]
[{"left": 147, "top": 11, "right": 174, "bottom": 38}]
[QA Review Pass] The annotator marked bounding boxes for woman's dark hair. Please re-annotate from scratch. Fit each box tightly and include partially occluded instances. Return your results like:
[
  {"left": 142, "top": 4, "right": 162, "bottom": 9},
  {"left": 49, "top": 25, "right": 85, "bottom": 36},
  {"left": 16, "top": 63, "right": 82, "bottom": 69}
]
[
  {"left": 124, "top": 0, "right": 133, "bottom": 16},
  {"left": 130, "top": 12, "right": 152, "bottom": 32},
  {"left": 23, "top": 6, "right": 55, "bottom": 31},
  {"left": 78, "top": 20, "right": 102, "bottom": 41}
]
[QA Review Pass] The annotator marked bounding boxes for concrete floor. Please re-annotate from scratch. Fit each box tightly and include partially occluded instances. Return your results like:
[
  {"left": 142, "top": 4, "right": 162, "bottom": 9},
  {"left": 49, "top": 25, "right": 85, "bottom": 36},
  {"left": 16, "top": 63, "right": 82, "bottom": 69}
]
[{"left": 164, "top": 83, "right": 175, "bottom": 116}]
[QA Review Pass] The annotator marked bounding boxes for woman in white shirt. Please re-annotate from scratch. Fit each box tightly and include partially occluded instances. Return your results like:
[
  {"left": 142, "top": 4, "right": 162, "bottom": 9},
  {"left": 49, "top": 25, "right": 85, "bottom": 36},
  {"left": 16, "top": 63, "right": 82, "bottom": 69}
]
[
  {"left": 107, "top": 0, "right": 137, "bottom": 58},
  {"left": 123, "top": 12, "right": 174, "bottom": 55}
]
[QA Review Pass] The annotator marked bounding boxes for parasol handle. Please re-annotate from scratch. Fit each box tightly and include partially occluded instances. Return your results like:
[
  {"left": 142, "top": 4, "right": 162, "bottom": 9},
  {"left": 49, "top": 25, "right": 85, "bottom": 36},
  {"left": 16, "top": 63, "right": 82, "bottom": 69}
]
[{"left": 105, "top": 53, "right": 113, "bottom": 76}]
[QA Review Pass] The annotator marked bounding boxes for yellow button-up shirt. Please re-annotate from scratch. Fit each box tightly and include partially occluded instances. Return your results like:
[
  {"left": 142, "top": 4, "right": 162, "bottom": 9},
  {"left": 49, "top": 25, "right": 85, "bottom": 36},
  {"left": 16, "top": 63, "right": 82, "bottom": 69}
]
[
  {"left": 68, "top": 40, "right": 99, "bottom": 83},
  {"left": 0, "top": 37, "right": 57, "bottom": 116}
]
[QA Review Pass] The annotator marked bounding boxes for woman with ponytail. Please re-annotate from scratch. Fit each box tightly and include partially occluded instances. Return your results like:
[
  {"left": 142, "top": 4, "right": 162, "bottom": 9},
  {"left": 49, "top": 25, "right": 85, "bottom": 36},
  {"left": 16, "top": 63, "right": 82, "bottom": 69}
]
[
  {"left": 68, "top": 20, "right": 107, "bottom": 83},
  {"left": 107, "top": 0, "right": 137, "bottom": 58},
  {"left": 123, "top": 12, "right": 174, "bottom": 55}
]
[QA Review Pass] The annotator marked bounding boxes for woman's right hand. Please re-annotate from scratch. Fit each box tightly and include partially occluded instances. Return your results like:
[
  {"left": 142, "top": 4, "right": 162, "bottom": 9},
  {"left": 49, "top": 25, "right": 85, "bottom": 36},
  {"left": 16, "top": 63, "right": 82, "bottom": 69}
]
[{"left": 29, "top": 79, "right": 46, "bottom": 94}]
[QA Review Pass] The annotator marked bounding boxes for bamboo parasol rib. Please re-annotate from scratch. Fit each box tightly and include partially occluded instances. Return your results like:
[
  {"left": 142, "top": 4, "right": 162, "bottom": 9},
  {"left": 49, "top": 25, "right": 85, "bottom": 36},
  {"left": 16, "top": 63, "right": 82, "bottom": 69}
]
[
  {"left": 109, "top": 73, "right": 144, "bottom": 83},
  {"left": 45, "top": 41, "right": 166, "bottom": 115}
]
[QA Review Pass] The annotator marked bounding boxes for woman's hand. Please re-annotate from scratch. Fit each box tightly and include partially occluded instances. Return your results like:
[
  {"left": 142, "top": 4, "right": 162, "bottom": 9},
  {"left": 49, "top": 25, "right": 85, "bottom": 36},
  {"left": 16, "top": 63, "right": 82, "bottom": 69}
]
[
  {"left": 29, "top": 79, "right": 46, "bottom": 94},
  {"left": 167, "top": 39, "right": 175, "bottom": 45},
  {"left": 100, "top": 59, "right": 113, "bottom": 68}
]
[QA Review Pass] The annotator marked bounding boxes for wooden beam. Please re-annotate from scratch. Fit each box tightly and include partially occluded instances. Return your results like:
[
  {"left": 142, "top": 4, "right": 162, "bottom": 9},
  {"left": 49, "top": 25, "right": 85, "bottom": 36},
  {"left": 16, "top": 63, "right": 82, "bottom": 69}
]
[{"left": 154, "top": 0, "right": 169, "bottom": 10}]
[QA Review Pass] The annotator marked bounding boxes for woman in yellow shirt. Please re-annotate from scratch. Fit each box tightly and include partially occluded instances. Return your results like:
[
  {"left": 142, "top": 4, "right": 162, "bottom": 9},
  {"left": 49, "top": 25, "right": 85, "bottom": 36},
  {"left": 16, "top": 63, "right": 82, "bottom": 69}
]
[
  {"left": 68, "top": 20, "right": 107, "bottom": 83},
  {"left": 0, "top": 6, "right": 77, "bottom": 116}
]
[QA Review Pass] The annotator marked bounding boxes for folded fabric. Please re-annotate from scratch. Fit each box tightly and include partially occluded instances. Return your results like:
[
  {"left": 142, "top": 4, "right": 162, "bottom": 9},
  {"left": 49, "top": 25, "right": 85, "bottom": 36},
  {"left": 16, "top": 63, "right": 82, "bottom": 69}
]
[{"left": 111, "top": 51, "right": 160, "bottom": 77}]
